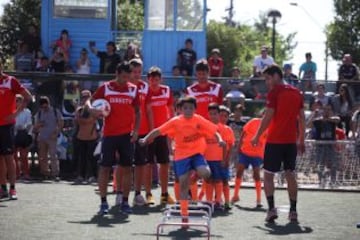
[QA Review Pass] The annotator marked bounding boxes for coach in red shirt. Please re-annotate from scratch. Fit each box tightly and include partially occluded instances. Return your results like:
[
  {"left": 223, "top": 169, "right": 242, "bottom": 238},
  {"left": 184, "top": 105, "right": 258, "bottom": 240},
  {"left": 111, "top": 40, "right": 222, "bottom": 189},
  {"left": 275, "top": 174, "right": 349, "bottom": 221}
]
[
  {"left": 208, "top": 48, "right": 224, "bottom": 78},
  {"left": 252, "top": 65, "right": 305, "bottom": 223},
  {"left": 0, "top": 60, "right": 32, "bottom": 200}
]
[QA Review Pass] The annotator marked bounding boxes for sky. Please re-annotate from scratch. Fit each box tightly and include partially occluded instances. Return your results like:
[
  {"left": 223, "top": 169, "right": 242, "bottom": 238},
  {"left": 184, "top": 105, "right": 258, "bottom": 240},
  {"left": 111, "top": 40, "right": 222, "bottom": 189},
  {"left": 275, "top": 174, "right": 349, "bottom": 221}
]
[{"left": 0, "top": 0, "right": 338, "bottom": 80}]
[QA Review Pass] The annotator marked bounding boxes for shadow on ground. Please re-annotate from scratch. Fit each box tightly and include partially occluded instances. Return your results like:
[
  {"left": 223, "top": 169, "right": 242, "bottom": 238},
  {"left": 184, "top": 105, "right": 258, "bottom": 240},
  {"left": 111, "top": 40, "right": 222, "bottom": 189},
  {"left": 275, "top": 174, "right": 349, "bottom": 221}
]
[
  {"left": 254, "top": 222, "right": 313, "bottom": 235},
  {"left": 234, "top": 204, "right": 267, "bottom": 212},
  {"left": 133, "top": 228, "right": 223, "bottom": 240}
]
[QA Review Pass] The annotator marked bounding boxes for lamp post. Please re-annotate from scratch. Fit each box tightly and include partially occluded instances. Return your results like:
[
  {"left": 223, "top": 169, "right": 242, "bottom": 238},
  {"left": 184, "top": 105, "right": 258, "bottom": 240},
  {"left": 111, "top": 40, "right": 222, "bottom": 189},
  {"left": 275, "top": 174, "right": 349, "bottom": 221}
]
[{"left": 267, "top": 9, "right": 282, "bottom": 62}]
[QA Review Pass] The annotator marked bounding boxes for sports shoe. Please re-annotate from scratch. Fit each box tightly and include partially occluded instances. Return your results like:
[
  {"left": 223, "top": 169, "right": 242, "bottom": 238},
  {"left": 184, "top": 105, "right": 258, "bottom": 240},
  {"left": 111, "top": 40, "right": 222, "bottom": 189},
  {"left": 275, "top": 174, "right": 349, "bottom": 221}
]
[
  {"left": 160, "top": 194, "right": 176, "bottom": 205},
  {"left": 265, "top": 208, "right": 278, "bottom": 223},
  {"left": 256, "top": 202, "right": 263, "bottom": 208},
  {"left": 224, "top": 203, "right": 232, "bottom": 210},
  {"left": 0, "top": 189, "right": 9, "bottom": 200},
  {"left": 288, "top": 211, "right": 298, "bottom": 222},
  {"left": 214, "top": 202, "right": 224, "bottom": 211},
  {"left": 9, "top": 189, "right": 17, "bottom": 200},
  {"left": 133, "top": 194, "right": 146, "bottom": 206},
  {"left": 146, "top": 193, "right": 155, "bottom": 205},
  {"left": 115, "top": 193, "right": 123, "bottom": 206},
  {"left": 121, "top": 202, "right": 133, "bottom": 214},
  {"left": 98, "top": 202, "right": 109, "bottom": 215},
  {"left": 231, "top": 195, "right": 240, "bottom": 204},
  {"left": 181, "top": 217, "right": 189, "bottom": 229}
]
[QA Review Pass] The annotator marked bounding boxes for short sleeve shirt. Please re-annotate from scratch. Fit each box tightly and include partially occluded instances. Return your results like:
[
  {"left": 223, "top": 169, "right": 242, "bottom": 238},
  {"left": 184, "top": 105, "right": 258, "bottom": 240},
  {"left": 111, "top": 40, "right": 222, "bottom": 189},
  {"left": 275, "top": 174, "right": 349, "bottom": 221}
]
[
  {"left": 136, "top": 80, "right": 151, "bottom": 135},
  {"left": 148, "top": 85, "right": 174, "bottom": 128},
  {"left": 253, "top": 56, "right": 274, "bottom": 73},
  {"left": 208, "top": 57, "right": 224, "bottom": 77},
  {"left": 240, "top": 118, "right": 267, "bottom": 159}
]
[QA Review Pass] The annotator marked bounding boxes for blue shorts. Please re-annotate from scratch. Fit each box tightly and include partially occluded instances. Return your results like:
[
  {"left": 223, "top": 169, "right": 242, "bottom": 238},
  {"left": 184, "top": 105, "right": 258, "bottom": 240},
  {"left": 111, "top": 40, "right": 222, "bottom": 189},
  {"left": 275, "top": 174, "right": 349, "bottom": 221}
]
[
  {"left": 220, "top": 166, "right": 230, "bottom": 181},
  {"left": 207, "top": 161, "right": 223, "bottom": 181},
  {"left": 239, "top": 153, "right": 262, "bottom": 169},
  {"left": 173, "top": 154, "right": 208, "bottom": 178}
]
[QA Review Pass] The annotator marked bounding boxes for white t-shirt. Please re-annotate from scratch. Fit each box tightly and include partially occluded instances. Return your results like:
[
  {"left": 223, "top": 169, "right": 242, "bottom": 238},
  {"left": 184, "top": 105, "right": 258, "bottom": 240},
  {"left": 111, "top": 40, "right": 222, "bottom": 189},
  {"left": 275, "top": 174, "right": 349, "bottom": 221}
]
[{"left": 253, "top": 55, "right": 274, "bottom": 73}]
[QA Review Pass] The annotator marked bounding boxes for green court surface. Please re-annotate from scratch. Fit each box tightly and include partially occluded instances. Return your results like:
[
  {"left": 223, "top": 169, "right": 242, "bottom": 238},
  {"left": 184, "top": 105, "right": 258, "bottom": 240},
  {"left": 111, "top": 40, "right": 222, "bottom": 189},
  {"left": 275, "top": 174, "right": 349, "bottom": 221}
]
[{"left": 0, "top": 182, "right": 359, "bottom": 240}]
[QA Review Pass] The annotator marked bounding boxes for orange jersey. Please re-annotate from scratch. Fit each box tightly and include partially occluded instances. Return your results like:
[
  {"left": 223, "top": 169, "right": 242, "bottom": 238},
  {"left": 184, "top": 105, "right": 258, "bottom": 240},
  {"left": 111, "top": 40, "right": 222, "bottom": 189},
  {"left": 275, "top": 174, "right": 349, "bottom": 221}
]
[
  {"left": 93, "top": 80, "right": 140, "bottom": 137},
  {"left": 136, "top": 80, "right": 151, "bottom": 135},
  {"left": 148, "top": 85, "right": 173, "bottom": 128},
  {"left": 185, "top": 81, "right": 223, "bottom": 119},
  {"left": 239, "top": 118, "right": 267, "bottom": 159},
  {"left": 223, "top": 124, "right": 235, "bottom": 150},
  {"left": 158, "top": 114, "right": 218, "bottom": 161},
  {"left": 204, "top": 123, "right": 228, "bottom": 161}
]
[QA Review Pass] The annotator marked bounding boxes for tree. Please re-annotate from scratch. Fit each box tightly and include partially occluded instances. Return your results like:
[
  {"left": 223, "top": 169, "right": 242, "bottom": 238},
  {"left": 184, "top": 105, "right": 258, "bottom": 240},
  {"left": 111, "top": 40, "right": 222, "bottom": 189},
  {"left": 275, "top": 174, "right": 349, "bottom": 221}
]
[
  {"left": 326, "top": 0, "right": 360, "bottom": 64},
  {"left": 117, "top": 0, "right": 144, "bottom": 30},
  {"left": 0, "top": 0, "right": 41, "bottom": 62}
]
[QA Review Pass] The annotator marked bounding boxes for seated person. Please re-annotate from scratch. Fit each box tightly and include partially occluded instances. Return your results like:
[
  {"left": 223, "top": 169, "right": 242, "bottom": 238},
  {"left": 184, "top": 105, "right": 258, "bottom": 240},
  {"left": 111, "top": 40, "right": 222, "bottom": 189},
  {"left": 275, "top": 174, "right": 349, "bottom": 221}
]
[{"left": 163, "top": 66, "right": 186, "bottom": 92}]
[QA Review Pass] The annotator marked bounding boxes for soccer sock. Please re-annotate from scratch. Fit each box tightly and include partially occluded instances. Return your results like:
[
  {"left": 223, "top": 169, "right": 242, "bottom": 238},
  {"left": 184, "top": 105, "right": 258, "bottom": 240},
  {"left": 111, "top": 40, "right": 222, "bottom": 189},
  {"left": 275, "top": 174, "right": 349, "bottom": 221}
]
[
  {"left": 101, "top": 196, "right": 107, "bottom": 203},
  {"left": 267, "top": 195, "right": 275, "bottom": 210},
  {"left": 1, "top": 184, "right": 7, "bottom": 192},
  {"left": 10, "top": 184, "right": 15, "bottom": 190},
  {"left": 233, "top": 178, "right": 242, "bottom": 198},
  {"left": 223, "top": 183, "right": 230, "bottom": 204},
  {"left": 174, "top": 182, "right": 180, "bottom": 200},
  {"left": 205, "top": 182, "right": 214, "bottom": 202},
  {"left": 290, "top": 199, "right": 297, "bottom": 212},
  {"left": 215, "top": 182, "right": 223, "bottom": 204},
  {"left": 198, "top": 182, "right": 206, "bottom": 200},
  {"left": 180, "top": 200, "right": 189, "bottom": 217},
  {"left": 190, "top": 182, "right": 198, "bottom": 201},
  {"left": 255, "top": 181, "right": 262, "bottom": 203}
]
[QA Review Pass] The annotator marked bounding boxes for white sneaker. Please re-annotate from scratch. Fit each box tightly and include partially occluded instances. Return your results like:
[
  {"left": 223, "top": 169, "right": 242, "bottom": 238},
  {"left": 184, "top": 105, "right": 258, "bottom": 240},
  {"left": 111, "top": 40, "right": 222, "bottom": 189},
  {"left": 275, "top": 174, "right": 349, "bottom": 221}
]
[
  {"left": 133, "top": 194, "right": 146, "bottom": 206},
  {"left": 115, "top": 193, "right": 123, "bottom": 206}
]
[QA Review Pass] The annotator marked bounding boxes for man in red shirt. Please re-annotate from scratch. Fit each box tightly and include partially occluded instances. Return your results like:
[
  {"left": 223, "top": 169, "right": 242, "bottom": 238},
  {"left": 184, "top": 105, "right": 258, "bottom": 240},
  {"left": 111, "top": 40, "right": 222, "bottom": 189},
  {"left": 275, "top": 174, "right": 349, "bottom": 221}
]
[
  {"left": 91, "top": 62, "right": 140, "bottom": 215},
  {"left": 252, "top": 65, "right": 305, "bottom": 223},
  {"left": 145, "top": 67, "right": 175, "bottom": 205},
  {"left": 186, "top": 59, "right": 223, "bottom": 118},
  {"left": 0, "top": 60, "right": 32, "bottom": 200},
  {"left": 208, "top": 48, "right": 224, "bottom": 78}
]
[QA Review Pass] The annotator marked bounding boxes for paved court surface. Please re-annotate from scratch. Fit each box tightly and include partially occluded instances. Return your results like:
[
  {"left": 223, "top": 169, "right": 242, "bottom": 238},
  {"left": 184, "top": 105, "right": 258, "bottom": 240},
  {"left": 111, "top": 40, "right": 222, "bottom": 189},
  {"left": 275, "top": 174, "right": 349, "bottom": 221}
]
[{"left": 0, "top": 181, "right": 359, "bottom": 240}]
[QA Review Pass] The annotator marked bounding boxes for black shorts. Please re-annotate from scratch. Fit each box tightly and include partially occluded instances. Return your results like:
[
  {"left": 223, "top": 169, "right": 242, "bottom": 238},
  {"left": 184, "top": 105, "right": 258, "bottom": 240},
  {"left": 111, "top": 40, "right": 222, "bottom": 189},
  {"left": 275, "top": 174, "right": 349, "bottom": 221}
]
[
  {"left": 100, "top": 134, "right": 134, "bottom": 167},
  {"left": 147, "top": 136, "right": 170, "bottom": 164},
  {"left": 134, "top": 134, "right": 148, "bottom": 166},
  {"left": 0, "top": 124, "right": 15, "bottom": 155},
  {"left": 263, "top": 143, "right": 297, "bottom": 173}
]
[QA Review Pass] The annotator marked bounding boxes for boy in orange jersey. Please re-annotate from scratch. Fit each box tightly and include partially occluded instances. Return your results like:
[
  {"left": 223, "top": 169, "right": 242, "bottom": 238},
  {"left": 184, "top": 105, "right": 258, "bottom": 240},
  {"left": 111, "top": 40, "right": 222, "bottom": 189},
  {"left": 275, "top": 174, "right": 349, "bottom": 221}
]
[
  {"left": 139, "top": 96, "right": 225, "bottom": 224},
  {"left": 232, "top": 111, "right": 267, "bottom": 208}
]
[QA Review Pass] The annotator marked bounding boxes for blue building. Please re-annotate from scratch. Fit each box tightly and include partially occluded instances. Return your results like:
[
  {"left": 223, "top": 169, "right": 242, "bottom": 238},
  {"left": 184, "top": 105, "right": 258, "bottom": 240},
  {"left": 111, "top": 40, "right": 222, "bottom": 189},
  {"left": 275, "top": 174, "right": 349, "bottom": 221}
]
[{"left": 41, "top": 0, "right": 208, "bottom": 75}]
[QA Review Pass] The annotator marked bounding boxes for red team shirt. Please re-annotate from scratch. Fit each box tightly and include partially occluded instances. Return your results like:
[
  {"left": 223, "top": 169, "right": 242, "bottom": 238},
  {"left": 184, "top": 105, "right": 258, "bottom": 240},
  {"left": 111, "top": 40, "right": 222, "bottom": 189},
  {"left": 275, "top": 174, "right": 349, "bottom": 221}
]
[
  {"left": 186, "top": 81, "right": 223, "bottom": 118},
  {"left": 266, "top": 84, "right": 304, "bottom": 144},
  {"left": 208, "top": 57, "right": 224, "bottom": 77},
  {"left": 93, "top": 80, "right": 140, "bottom": 137},
  {"left": 0, "top": 75, "right": 25, "bottom": 126},
  {"left": 136, "top": 80, "right": 151, "bottom": 135},
  {"left": 148, "top": 85, "right": 174, "bottom": 128}
]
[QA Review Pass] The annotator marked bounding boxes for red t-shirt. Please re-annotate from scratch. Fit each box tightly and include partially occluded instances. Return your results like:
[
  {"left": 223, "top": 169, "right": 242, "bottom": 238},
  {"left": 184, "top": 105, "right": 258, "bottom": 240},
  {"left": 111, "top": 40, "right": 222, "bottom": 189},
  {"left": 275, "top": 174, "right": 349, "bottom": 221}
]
[
  {"left": 136, "top": 80, "right": 151, "bottom": 135},
  {"left": 93, "top": 80, "right": 140, "bottom": 137},
  {"left": 266, "top": 84, "right": 304, "bottom": 144},
  {"left": 208, "top": 57, "right": 224, "bottom": 77},
  {"left": 0, "top": 75, "right": 25, "bottom": 126},
  {"left": 149, "top": 85, "right": 174, "bottom": 128},
  {"left": 186, "top": 81, "right": 223, "bottom": 119}
]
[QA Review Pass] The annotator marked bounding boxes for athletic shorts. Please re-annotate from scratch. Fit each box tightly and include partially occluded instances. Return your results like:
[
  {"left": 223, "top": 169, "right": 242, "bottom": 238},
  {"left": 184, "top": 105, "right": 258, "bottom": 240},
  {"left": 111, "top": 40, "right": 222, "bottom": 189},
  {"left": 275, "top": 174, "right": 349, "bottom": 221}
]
[
  {"left": 173, "top": 154, "right": 208, "bottom": 178},
  {"left": 220, "top": 166, "right": 230, "bottom": 181},
  {"left": 239, "top": 153, "right": 263, "bottom": 169},
  {"left": 263, "top": 143, "right": 297, "bottom": 173},
  {"left": 0, "top": 124, "right": 15, "bottom": 155},
  {"left": 134, "top": 134, "right": 148, "bottom": 166},
  {"left": 147, "top": 136, "right": 170, "bottom": 164},
  {"left": 207, "top": 161, "right": 223, "bottom": 181},
  {"left": 100, "top": 134, "right": 134, "bottom": 167}
]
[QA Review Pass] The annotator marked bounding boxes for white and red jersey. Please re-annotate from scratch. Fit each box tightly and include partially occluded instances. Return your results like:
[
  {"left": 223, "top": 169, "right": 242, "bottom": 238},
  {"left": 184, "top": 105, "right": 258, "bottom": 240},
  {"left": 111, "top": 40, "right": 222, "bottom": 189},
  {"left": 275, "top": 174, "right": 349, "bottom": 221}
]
[
  {"left": 148, "top": 85, "right": 174, "bottom": 128},
  {"left": 136, "top": 80, "right": 151, "bottom": 135},
  {"left": 185, "top": 81, "right": 223, "bottom": 118},
  {"left": 0, "top": 74, "right": 25, "bottom": 126},
  {"left": 93, "top": 80, "right": 139, "bottom": 137}
]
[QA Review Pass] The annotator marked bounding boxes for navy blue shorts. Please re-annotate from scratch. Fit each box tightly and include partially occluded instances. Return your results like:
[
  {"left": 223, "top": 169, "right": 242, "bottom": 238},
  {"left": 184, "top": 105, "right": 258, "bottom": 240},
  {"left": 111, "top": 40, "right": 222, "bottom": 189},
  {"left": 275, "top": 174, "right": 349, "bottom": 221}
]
[
  {"left": 239, "top": 153, "right": 263, "bottom": 169},
  {"left": 263, "top": 143, "right": 297, "bottom": 173},
  {"left": 220, "top": 166, "right": 230, "bottom": 181},
  {"left": 207, "top": 161, "right": 223, "bottom": 181},
  {"left": 0, "top": 124, "right": 15, "bottom": 155},
  {"left": 100, "top": 134, "right": 134, "bottom": 167},
  {"left": 173, "top": 154, "right": 208, "bottom": 178},
  {"left": 147, "top": 136, "right": 170, "bottom": 164}
]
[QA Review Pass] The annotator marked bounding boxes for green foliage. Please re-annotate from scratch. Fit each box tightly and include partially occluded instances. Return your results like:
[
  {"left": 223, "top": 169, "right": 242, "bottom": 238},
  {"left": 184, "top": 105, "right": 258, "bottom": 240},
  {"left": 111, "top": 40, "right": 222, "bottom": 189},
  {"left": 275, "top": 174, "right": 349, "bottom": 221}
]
[
  {"left": 117, "top": 0, "right": 144, "bottom": 30},
  {"left": 0, "top": 0, "right": 41, "bottom": 62},
  {"left": 326, "top": 0, "right": 360, "bottom": 64}
]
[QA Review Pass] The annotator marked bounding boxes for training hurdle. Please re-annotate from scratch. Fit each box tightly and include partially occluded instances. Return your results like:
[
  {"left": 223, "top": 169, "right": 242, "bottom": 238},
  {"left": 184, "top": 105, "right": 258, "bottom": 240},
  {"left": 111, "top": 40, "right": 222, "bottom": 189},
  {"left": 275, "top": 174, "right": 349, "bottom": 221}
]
[{"left": 156, "top": 201, "right": 213, "bottom": 240}]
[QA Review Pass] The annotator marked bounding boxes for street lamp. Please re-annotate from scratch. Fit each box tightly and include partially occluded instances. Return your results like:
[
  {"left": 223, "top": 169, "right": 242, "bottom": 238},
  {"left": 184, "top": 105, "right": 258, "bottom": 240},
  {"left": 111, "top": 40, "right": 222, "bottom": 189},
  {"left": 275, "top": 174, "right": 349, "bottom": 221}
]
[{"left": 267, "top": 9, "right": 282, "bottom": 62}]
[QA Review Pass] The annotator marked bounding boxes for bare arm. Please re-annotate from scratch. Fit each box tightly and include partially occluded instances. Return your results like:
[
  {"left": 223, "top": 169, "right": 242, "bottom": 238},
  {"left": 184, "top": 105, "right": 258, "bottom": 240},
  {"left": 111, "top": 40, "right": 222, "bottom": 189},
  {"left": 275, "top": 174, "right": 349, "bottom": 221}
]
[
  {"left": 132, "top": 105, "right": 141, "bottom": 141},
  {"left": 298, "top": 109, "right": 306, "bottom": 154},
  {"left": 140, "top": 129, "right": 161, "bottom": 145},
  {"left": 252, "top": 108, "right": 274, "bottom": 145},
  {"left": 146, "top": 103, "right": 154, "bottom": 130}
]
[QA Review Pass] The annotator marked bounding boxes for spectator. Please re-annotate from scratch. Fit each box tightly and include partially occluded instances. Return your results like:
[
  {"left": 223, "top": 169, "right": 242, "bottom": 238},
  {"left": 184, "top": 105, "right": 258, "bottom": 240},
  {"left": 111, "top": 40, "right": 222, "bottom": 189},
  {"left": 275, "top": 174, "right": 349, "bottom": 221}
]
[
  {"left": 20, "top": 24, "right": 41, "bottom": 59},
  {"left": 73, "top": 90, "right": 99, "bottom": 183},
  {"left": 33, "top": 96, "right": 64, "bottom": 181},
  {"left": 124, "top": 42, "right": 142, "bottom": 61},
  {"left": 338, "top": 54, "right": 359, "bottom": 81},
  {"left": 53, "top": 29, "right": 72, "bottom": 62},
  {"left": 163, "top": 65, "right": 186, "bottom": 92},
  {"left": 208, "top": 48, "right": 224, "bottom": 77},
  {"left": 310, "top": 84, "right": 331, "bottom": 108},
  {"left": 331, "top": 83, "right": 354, "bottom": 136},
  {"left": 177, "top": 38, "right": 197, "bottom": 76},
  {"left": 90, "top": 41, "right": 121, "bottom": 74},
  {"left": 225, "top": 68, "right": 245, "bottom": 110},
  {"left": 76, "top": 48, "right": 93, "bottom": 90},
  {"left": 14, "top": 43, "right": 35, "bottom": 72},
  {"left": 50, "top": 47, "right": 66, "bottom": 73},
  {"left": 351, "top": 105, "right": 360, "bottom": 158},
  {"left": 252, "top": 46, "right": 274, "bottom": 78},
  {"left": 36, "top": 56, "right": 52, "bottom": 72},
  {"left": 283, "top": 64, "right": 298, "bottom": 87},
  {"left": 299, "top": 52, "right": 317, "bottom": 91}
]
